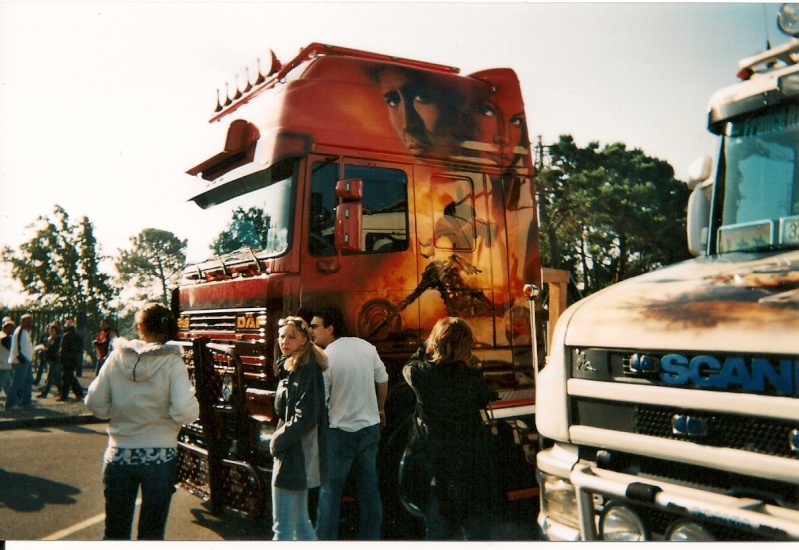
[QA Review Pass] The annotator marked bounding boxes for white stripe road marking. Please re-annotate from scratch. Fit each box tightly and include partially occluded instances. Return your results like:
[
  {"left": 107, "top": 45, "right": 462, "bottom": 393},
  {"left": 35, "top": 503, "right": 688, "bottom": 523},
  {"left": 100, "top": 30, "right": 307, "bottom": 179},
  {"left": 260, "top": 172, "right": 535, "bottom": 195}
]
[{"left": 41, "top": 497, "right": 142, "bottom": 541}]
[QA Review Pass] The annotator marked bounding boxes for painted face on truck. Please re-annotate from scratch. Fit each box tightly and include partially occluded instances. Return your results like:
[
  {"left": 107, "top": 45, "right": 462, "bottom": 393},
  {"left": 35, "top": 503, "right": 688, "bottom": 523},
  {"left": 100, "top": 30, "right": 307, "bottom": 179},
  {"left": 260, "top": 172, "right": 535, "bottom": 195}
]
[
  {"left": 470, "top": 69, "right": 528, "bottom": 168},
  {"left": 473, "top": 101, "right": 526, "bottom": 167},
  {"left": 378, "top": 66, "right": 459, "bottom": 157}
]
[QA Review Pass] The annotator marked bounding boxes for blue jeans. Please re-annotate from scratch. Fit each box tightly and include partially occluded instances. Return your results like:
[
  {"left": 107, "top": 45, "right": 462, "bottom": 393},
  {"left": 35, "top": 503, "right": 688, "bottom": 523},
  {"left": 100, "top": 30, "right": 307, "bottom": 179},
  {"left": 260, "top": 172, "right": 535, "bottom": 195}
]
[
  {"left": 103, "top": 458, "right": 178, "bottom": 540},
  {"left": 316, "top": 424, "right": 382, "bottom": 540},
  {"left": 271, "top": 479, "right": 317, "bottom": 540},
  {"left": 0, "top": 369, "right": 11, "bottom": 397},
  {"left": 5, "top": 360, "right": 32, "bottom": 409}
]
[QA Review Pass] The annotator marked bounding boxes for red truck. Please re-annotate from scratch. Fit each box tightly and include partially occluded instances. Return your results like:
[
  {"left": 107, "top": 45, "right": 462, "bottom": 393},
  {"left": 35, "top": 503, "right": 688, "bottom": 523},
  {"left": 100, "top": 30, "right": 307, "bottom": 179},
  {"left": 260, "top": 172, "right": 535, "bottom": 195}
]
[{"left": 172, "top": 43, "right": 562, "bottom": 537}]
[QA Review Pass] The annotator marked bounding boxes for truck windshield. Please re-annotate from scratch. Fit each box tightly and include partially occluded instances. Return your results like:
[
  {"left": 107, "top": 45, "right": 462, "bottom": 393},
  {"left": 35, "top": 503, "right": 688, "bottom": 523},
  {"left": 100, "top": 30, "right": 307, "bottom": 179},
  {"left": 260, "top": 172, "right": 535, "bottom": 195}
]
[
  {"left": 192, "top": 159, "right": 297, "bottom": 257},
  {"left": 717, "top": 105, "right": 799, "bottom": 253}
]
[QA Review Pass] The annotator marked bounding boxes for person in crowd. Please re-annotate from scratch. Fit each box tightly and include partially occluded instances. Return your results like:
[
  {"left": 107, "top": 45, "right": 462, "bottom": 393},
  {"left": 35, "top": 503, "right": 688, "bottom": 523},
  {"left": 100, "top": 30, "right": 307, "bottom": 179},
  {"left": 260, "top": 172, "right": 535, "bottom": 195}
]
[
  {"left": 0, "top": 317, "right": 16, "bottom": 398},
  {"left": 402, "top": 317, "right": 492, "bottom": 540},
  {"left": 38, "top": 324, "right": 63, "bottom": 399},
  {"left": 269, "top": 316, "right": 328, "bottom": 540},
  {"left": 310, "top": 306, "right": 388, "bottom": 540},
  {"left": 33, "top": 325, "right": 50, "bottom": 387},
  {"left": 58, "top": 319, "right": 85, "bottom": 402},
  {"left": 85, "top": 302, "right": 199, "bottom": 540},
  {"left": 93, "top": 318, "right": 118, "bottom": 376},
  {"left": 6, "top": 313, "right": 35, "bottom": 410}
]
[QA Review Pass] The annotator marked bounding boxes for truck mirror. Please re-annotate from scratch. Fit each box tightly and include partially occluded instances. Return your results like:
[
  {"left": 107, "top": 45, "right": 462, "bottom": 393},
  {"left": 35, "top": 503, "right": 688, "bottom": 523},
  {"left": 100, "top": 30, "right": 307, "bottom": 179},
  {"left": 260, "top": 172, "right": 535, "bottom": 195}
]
[
  {"left": 687, "top": 155, "right": 713, "bottom": 190},
  {"left": 334, "top": 202, "right": 363, "bottom": 253},
  {"left": 335, "top": 178, "right": 363, "bottom": 201},
  {"left": 686, "top": 179, "right": 712, "bottom": 256}
]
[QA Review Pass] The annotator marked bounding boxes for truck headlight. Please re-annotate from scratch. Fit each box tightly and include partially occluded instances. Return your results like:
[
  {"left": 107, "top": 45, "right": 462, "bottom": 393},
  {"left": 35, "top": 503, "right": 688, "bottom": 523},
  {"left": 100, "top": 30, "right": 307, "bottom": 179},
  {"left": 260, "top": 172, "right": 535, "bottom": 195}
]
[
  {"left": 666, "top": 521, "right": 715, "bottom": 541},
  {"left": 540, "top": 473, "right": 579, "bottom": 529},
  {"left": 599, "top": 503, "right": 647, "bottom": 541}
]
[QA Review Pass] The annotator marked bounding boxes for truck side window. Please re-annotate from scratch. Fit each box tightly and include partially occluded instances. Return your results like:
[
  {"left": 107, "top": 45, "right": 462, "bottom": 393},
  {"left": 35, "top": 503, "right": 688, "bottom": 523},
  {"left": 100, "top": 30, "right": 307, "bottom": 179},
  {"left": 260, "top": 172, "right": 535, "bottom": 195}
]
[
  {"left": 309, "top": 162, "right": 338, "bottom": 256},
  {"left": 309, "top": 162, "right": 409, "bottom": 256},
  {"left": 433, "top": 175, "right": 476, "bottom": 250}
]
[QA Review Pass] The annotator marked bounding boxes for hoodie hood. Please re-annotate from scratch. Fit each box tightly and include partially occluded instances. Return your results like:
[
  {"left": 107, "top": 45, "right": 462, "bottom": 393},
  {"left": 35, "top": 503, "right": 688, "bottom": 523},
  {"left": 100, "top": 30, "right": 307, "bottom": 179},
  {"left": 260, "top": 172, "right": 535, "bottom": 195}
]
[{"left": 112, "top": 337, "right": 183, "bottom": 382}]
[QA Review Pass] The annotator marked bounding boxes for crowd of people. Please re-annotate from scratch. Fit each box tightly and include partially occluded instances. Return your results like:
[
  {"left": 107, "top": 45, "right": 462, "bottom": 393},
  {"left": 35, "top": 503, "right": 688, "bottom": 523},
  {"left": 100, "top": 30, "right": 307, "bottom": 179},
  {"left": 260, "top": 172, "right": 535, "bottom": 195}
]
[
  {"left": 0, "top": 314, "right": 118, "bottom": 408},
  {"left": 2, "top": 306, "right": 492, "bottom": 541},
  {"left": 269, "top": 309, "right": 491, "bottom": 542}
]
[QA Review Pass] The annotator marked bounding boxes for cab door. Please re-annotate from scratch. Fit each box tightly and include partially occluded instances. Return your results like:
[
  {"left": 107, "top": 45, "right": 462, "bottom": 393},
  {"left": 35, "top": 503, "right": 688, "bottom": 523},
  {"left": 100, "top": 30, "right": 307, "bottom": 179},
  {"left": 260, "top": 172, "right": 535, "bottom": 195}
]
[
  {"left": 413, "top": 166, "right": 506, "bottom": 347},
  {"left": 300, "top": 154, "right": 421, "bottom": 358}
]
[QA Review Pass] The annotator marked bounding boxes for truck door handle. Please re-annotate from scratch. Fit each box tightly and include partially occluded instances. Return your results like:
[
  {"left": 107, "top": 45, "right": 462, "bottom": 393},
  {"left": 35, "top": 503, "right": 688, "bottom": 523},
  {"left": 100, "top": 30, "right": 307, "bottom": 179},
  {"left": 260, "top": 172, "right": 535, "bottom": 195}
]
[{"left": 316, "top": 259, "right": 340, "bottom": 274}]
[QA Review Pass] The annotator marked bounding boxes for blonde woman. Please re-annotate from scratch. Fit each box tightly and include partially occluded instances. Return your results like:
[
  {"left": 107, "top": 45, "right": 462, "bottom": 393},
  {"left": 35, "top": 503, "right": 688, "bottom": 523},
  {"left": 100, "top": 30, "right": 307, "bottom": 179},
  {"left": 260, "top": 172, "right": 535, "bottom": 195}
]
[
  {"left": 85, "top": 303, "right": 199, "bottom": 540},
  {"left": 270, "top": 316, "right": 328, "bottom": 540},
  {"left": 403, "top": 317, "right": 491, "bottom": 540}
]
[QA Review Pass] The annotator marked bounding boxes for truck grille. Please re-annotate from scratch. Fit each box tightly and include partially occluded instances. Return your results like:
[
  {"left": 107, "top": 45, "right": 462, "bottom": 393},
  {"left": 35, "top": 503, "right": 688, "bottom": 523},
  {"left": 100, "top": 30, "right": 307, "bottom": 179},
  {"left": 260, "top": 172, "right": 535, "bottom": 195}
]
[
  {"left": 185, "top": 313, "right": 238, "bottom": 331},
  {"left": 575, "top": 399, "right": 799, "bottom": 461},
  {"left": 636, "top": 405, "right": 799, "bottom": 460},
  {"left": 178, "top": 307, "right": 267, "bottom": 335}
]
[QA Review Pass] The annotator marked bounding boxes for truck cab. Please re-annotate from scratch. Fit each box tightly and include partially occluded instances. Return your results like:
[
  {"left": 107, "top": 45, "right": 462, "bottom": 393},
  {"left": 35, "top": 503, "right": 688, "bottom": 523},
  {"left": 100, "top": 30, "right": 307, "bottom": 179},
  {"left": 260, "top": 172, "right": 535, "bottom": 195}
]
[
  {"left": 173, "top": 44, "right": 549, "bottom": 533},
  {"left": 535, "top": 7, "right": 799, "bottom": 541}
]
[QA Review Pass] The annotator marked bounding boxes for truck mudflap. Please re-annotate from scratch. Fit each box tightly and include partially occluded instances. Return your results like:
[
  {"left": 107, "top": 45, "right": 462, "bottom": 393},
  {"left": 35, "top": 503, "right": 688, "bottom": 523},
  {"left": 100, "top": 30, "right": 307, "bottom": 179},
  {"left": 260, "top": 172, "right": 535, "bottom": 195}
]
[
  {"left": 176, "top": 337, "right": 274, "bottom": 520},
  {"left": 538, "top": 446, "right": 799, "bottom": 541}
]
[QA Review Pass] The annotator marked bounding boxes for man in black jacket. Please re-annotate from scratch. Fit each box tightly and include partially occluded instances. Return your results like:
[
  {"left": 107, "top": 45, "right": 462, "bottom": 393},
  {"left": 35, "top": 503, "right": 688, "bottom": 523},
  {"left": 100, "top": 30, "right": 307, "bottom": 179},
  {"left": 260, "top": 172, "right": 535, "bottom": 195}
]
[{"left": 58, "top": 319, "right": 84, "bottom": 401}]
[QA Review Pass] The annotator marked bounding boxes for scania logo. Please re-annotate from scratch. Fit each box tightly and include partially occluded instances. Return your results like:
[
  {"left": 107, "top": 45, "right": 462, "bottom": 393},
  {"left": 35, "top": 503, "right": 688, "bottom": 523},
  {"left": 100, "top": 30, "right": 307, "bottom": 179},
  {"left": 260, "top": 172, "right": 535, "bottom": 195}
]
[
  {"left": 576, "top": 351, "right": 596, "bottom": 372},
  {"left": 660, "top": 354, "right": 798, "bottom": 396}
]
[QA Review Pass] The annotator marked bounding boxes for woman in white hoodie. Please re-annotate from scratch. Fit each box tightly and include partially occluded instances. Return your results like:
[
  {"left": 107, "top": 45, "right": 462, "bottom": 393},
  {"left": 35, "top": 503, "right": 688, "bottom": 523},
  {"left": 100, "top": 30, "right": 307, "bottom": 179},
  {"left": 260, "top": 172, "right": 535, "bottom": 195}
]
[{"left": 85, "top": 303, "right": 199, "bottom": 540}]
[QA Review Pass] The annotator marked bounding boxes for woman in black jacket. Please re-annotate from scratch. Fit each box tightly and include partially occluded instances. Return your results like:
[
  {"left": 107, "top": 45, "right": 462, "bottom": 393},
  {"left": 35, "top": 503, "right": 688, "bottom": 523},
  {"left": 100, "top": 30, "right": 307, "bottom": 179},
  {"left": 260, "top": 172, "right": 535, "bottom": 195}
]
[
  {"left": 403, "top": 316, "right": 492, "bottom": 540},
  {"left": 269, "top": 316, "right": 328, "bottom": 540}
]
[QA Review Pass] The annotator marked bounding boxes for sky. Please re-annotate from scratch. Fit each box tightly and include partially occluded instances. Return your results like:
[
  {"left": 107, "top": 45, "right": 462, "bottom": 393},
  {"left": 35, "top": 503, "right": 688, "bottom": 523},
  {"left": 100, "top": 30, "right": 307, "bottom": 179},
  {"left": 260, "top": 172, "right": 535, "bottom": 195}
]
[{"left": 0, "top": 1, "right": 789, "bottom": 301}]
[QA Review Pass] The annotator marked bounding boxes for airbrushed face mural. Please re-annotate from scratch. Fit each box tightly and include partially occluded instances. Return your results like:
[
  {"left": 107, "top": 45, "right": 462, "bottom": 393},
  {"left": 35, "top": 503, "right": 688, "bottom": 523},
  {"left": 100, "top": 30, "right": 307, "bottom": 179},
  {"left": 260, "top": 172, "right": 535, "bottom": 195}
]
[
  {"left": 247, "top": 54, "right": 533, "bottom": 170},
  {"left": 187, "top": 47, "right": 541, "bottom": 382}
]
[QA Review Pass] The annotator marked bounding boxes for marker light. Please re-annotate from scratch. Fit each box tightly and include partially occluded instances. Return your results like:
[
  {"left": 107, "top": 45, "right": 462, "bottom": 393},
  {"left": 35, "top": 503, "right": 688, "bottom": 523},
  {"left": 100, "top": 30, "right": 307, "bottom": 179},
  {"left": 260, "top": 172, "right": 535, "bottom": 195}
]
[
  {"left": 778, "top": 4, "right": 799, "bottom": 37},
  {"left": 779, "top": 74, "right": 799, "bottom": 97},
  {"left": 523, "top": 283, "right": 540, "bottom": 299}
]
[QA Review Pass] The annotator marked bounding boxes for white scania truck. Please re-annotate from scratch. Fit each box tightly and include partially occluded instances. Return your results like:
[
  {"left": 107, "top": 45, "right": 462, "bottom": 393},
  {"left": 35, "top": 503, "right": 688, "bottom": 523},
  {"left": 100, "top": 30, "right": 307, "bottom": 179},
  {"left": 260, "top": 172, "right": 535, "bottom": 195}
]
[{"left": 535, "top": 5, "right": 799, "bottom": 541}]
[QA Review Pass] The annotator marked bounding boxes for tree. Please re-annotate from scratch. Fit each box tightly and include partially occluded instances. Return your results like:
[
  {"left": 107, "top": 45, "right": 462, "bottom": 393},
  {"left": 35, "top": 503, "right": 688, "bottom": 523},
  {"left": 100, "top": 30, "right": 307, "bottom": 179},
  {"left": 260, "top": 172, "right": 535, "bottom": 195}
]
[
  {"left": 1, "top": 204, "right": 115, "bottom": 325},
  {"left": 211, "top": 206, "right": 271, "bottom": 255},
  {"left": 116, "top": 229, "right": 187, "bottom": 304},
  {"left": 537, "top": 135, "right": 692, "bottom": 296}
]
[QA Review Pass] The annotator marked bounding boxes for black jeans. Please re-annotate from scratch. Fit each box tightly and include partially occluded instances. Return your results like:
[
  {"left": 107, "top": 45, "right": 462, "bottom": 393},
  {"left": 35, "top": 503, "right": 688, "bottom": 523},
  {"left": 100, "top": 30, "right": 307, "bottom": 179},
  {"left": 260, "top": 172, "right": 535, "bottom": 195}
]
[{"left": 59, "top": 365, "right": 83, "bottom": 399}]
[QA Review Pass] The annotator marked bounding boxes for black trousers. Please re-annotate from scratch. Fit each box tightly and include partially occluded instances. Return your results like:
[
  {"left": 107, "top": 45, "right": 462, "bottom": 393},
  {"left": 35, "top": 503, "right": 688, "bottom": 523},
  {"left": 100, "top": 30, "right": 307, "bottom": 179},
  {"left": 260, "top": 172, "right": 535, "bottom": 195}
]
[{"left": 60, "top": 364, "right": 83, "bottom": 399}]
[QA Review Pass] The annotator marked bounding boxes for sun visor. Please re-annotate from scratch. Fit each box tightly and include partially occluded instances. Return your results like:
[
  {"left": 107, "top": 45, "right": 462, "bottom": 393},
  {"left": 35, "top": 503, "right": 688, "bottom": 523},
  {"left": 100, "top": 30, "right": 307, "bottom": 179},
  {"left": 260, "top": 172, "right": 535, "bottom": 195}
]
[
  {"left": 188, "top": 131, "right": 310, "bottom": 209},
  {"left": 188, "top": 120, "right": 261, "bottom": 181}
]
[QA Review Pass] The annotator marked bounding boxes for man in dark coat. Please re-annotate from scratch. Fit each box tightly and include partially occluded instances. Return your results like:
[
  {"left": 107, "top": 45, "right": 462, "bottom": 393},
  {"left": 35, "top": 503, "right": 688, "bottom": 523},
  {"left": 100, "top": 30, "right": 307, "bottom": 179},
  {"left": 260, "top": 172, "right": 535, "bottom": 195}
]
[{"left": 58, "top": 319, "right": 84, "bottom": 401}]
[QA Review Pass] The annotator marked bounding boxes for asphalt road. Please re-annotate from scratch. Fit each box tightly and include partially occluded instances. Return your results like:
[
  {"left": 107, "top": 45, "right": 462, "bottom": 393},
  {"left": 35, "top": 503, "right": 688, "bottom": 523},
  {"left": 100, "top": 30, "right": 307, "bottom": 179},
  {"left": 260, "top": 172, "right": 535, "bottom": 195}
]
[
  {"left": 0, "top": 423, "right": 271, "bottom": 541},
  {"left": 1, "top": 422, "right": 538, "bottom": 542}
]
